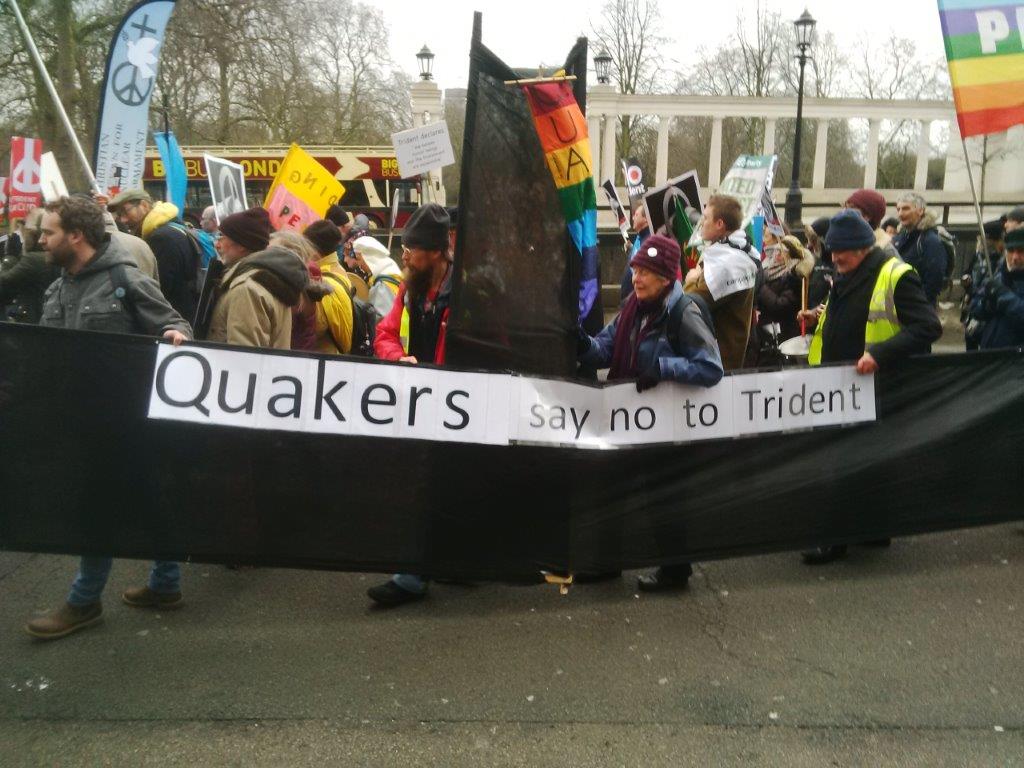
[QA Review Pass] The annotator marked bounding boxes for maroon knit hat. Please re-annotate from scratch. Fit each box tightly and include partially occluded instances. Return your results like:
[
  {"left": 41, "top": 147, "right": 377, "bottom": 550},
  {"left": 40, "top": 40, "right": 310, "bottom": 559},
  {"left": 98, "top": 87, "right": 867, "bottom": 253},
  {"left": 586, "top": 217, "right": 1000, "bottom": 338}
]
[
  {"left": 219, "top": 207, "right": 271, "bottom": 252},
  {"left": 845, "top": 189, "right": 887, "bottom": 230},
  {"left": 629, "top": 234, "right": 681, "bottom": 281}
]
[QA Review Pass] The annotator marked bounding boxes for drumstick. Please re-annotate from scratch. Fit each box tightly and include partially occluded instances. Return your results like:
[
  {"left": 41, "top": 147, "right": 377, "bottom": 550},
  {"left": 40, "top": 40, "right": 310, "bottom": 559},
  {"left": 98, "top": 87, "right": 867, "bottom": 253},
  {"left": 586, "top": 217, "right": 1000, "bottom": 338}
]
[{"left": 800, "top": 276, "right": 809, "bottom": 337}]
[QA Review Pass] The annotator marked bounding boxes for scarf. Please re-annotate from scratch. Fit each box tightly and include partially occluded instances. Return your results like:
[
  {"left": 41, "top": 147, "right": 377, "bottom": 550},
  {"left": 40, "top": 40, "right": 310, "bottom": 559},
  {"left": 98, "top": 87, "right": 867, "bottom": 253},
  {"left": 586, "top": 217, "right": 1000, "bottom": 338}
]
[
  {"left": 762, "top": 244, "right": 797, "bottom": 282},
  {"left": 608, "top": 285, "right": 671, "bottom": 380}
]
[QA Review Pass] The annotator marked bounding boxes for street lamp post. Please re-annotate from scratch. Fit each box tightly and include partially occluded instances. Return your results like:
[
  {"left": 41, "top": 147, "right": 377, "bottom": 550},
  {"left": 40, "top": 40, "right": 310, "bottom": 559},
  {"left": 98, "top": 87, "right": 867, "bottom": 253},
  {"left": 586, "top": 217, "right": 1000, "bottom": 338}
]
[
  {"left": 416, "top": 45, "right": 435, "bottom": 81},
  {"left": 594, "top": 49, "right": 612, "bottom": 85},
  {"left": 784, "top": 9, "right": 816, "bottom": 228}
]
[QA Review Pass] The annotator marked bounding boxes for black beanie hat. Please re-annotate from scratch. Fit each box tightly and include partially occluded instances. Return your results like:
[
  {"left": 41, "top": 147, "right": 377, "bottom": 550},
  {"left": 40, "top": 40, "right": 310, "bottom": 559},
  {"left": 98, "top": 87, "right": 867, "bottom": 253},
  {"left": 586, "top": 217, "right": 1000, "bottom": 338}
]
[
  {"left": 810, "top": 216, "right": 831, "bottom": 239},
  {"left": 304, "top": 220, "right": 343, "bottom": 256},
  {"left": 825, "top": 209, "right": 875, "bottom": 252},
  {"left": 325, "top": 204, "right": 349, "bottom": 227},
  {"left": 219, "top": 207, "right": 271, "bottom": 252},
  {"left": 402, "top": 203, "right": 450, "bottom": 251}
]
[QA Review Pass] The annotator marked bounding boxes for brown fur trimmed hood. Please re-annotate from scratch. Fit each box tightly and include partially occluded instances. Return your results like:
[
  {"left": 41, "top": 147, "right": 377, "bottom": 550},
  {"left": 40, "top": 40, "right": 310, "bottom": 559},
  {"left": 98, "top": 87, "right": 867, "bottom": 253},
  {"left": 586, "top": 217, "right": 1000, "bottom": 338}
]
[{"left": 221, "top": 246, "right": 309, "bottom": 308}]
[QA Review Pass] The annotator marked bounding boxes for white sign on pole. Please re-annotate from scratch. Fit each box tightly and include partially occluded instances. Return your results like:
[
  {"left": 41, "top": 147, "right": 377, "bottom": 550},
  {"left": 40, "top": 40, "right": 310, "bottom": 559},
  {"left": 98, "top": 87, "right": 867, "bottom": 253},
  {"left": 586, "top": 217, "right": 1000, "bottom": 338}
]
[
  {"left": 203, "top": 154, "right": 247, "bottom": 224},
  {"left": 149, "top": 344, "right": 876, "bottom": 450},
  {"left": 39, "top": 152, "right": 69, "bottom": 203},
  {"left": 391, "top": 121, "right": 456, "bottom": 179}
]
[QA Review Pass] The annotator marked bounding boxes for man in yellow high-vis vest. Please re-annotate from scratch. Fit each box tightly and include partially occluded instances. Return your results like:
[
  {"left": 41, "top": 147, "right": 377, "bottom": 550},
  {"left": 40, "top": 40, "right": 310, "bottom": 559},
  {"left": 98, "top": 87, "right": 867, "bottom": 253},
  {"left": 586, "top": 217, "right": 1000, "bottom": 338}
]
[{"left": 797, "top": 209, "right": 941, "bottom": 564}]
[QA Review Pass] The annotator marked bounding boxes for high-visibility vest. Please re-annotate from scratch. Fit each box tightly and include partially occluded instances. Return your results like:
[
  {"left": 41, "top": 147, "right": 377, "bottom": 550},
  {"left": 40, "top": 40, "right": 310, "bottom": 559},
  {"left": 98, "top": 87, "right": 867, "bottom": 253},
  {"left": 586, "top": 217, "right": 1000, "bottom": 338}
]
[
  {"left": 400, "top": 307, "right": 410, "bottom": 354},
  {"left": 808, "top": 256, "right": 913, "bottom": 366}
]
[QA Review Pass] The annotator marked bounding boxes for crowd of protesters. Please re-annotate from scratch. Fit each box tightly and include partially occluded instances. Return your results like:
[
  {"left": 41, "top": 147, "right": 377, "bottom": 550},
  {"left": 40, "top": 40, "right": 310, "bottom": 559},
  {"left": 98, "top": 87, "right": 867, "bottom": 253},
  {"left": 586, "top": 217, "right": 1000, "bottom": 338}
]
[{"left": 1, "top": 179, "right": 1022, "bottom": 636}]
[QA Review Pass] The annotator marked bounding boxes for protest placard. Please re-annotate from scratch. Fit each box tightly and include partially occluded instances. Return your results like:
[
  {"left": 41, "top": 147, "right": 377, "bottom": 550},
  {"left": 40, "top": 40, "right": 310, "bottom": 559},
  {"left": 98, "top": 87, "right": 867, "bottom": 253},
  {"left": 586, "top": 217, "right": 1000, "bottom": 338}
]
[{"left": 391, "top": 122, "right": 455, "bottom": 179}]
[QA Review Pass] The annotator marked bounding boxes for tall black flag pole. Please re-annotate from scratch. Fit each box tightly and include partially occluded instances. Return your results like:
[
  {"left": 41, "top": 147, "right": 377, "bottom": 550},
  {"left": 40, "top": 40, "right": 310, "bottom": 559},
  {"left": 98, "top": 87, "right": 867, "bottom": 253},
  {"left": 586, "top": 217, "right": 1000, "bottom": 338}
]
[{"left": 3, "top": 0, "right": 100, "bottom": 192}]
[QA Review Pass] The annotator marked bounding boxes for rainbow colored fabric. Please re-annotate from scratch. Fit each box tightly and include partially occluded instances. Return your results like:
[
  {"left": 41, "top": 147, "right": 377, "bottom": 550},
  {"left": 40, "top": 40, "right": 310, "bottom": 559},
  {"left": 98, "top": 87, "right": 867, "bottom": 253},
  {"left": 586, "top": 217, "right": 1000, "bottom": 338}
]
[
  {"left": 938, "top": 1, "right": 1024, "bottom": 137},
  {"left": 522, "top": 81, "right": 599, "bottom": 318}
]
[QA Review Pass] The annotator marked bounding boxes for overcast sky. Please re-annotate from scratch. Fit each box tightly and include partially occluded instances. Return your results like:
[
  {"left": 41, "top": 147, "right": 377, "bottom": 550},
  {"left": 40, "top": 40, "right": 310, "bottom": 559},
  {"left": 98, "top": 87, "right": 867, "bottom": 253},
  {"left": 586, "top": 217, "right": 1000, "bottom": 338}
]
[{"left": 377, "top": 1, "right": 947, "bottom": 92}]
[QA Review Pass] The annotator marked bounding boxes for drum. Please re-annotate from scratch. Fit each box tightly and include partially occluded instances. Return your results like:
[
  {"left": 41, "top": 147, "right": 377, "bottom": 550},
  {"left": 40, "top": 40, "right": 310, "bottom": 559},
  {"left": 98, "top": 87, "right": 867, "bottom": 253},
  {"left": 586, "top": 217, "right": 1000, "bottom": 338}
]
[
  {"left": 346, "top": 273, "right": 370, "bottom": 301},
  {"left": 778, "top": 334, "right": 812, "bottom": 366}
]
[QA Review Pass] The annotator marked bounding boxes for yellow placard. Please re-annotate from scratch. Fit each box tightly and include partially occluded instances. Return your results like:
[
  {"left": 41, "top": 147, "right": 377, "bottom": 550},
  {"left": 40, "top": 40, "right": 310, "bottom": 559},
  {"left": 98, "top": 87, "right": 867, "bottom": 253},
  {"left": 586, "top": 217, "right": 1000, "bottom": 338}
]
[{"left": 263, "top": 143, "right": 345, "bottom": 216}]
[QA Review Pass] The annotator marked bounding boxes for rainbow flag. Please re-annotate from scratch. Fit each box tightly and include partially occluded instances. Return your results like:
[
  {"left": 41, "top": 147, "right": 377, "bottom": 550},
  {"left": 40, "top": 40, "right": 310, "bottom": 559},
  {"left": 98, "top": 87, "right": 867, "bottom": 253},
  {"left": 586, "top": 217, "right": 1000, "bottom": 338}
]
[
  {"left": 938, "top": 1, "right": 1024, "bottom": 137},
  {"left": 522, "top": 81, "right": 599, "bottom": 319}
]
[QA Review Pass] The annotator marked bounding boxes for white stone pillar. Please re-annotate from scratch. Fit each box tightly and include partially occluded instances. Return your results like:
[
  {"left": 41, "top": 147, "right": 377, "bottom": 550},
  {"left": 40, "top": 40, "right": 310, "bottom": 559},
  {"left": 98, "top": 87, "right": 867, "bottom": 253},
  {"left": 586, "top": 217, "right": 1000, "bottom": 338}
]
[
  {"left": 655, "top": 116, "right": 671, "bottom": 185},
  {"left": 914, "top": 121, "right": 933, "bottom": 191},
  {"left": 812, "top": 119, "right": 829, "bottom": 189},
  {"left": 588, "top": 116, "right": 602, "bottom": 184},
  {"left": 864, "top": 119, "right": 881, "bottom": 189},
  {"left": 763, "top": 118, "right": 776, "bottom": 157},
  {"left": 602, "top": 115, "right": 618, "bottom": 183},
  {"left": 709, "top": 118, "right": 723, "bottom": 187}
]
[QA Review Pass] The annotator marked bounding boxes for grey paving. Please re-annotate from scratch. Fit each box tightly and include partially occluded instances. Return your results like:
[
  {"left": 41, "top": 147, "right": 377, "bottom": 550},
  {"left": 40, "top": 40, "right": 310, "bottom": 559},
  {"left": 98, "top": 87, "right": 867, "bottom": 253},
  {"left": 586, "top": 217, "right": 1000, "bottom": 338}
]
[{"left": 1, "top": 523, "right": 1022, "bottom": 766}]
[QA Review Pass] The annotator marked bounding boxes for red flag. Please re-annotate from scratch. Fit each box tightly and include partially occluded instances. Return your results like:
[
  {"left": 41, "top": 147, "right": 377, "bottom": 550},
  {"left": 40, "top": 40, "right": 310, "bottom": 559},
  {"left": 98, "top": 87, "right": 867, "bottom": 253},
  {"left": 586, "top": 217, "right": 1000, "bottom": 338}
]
[{"left": 8, "top": 137, "right": 43, "bottom": 219}]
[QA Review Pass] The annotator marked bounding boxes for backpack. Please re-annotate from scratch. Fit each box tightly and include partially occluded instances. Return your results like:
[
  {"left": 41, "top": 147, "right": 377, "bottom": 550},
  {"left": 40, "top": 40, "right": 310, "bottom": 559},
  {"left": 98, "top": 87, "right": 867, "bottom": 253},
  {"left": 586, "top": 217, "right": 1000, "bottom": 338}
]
[
  {"left": 348, "top": 297, "right": 379, "bottom": 357},
  {"left": 666, "top": 291, "right": 716, "bottom": 354},
  {"left": 166, "top": 221, "right": 205, "bottom": 302},
  {"left": 322, "top": 270, "right": 377, "bottom": 357},
  {"left": 918, "top": 225, "right": 957, "bottom": 279},
  {"left": 373, "top": 274, "right": 402, "bottom": 292}
]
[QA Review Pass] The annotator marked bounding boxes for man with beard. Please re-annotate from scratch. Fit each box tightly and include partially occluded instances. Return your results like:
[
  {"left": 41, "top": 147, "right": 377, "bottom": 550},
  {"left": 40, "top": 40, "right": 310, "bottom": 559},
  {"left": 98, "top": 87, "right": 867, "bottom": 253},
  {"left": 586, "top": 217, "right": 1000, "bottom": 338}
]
[
  {"left": 25, "top": 196, "right": 191, "bottom": 641},
  {"left": 367, "top": 203, "right": 452, "bottom": 606},
  {"left": 107, "top": 189, "right": 200, "bottom": 321}
]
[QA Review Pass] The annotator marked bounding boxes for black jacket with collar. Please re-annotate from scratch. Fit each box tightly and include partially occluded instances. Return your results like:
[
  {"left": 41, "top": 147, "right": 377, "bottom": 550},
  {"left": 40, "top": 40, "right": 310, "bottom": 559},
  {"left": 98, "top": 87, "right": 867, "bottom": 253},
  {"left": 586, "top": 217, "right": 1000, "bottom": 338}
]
[{"left": 818, "top": 247, "right": 942, "bottom": 367}]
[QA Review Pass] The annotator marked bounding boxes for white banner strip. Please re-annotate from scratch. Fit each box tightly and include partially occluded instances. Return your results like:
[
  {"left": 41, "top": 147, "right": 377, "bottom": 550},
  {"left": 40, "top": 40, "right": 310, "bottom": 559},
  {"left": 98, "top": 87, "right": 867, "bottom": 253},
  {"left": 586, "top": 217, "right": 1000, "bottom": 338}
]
[{"left": 148, "top": 345, "right": 875, "bottom": 450}]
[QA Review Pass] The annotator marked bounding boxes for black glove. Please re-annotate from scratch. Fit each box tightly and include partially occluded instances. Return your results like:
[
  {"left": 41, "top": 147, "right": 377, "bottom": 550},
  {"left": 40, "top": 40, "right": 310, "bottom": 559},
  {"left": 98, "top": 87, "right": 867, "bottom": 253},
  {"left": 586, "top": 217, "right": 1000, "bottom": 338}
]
[
  {"left": 985, "top": 278, "right": 1008, "bottom": 301},
  {"left": 984, "top": 278, "right": 1008, "bottom": 313},
  {"left": 636, "top": 365, "right": 660, "bottom": 392},
  {"left": 576, "top": 326, "right": 592, "bottom": 356}
]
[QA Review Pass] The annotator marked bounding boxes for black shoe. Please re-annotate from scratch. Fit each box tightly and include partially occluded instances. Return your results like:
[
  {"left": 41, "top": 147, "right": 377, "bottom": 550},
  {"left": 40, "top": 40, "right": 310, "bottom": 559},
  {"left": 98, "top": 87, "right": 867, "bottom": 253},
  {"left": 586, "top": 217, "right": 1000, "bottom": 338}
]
[
  {"left": 800, "top": 544, "right": 848, "bottom": 565},
  {"left": 636, "top": 564, "right": 692, "bottom": 593},
  {"left": 367, "top": 580, "right": 426, "bottom": 607},
  {"left": 573, "top": 571, "right": 622, "bottom": 584}
]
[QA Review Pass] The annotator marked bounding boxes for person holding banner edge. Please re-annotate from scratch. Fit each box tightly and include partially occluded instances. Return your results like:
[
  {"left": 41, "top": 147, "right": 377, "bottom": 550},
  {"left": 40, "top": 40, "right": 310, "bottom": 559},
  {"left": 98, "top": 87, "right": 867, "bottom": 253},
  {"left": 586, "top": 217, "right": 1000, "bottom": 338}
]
[
  {"left": 577, "top": 233, "right": 723, "bottom": 592},
  {"left": 367, "top": 203, "right": 454, "bottom": 607},
  {"left": 26, "top": 196, "right": 191, "bottom": 641},
  {"left": 797, "top": 209, "right": 941, "bottom": 565}
]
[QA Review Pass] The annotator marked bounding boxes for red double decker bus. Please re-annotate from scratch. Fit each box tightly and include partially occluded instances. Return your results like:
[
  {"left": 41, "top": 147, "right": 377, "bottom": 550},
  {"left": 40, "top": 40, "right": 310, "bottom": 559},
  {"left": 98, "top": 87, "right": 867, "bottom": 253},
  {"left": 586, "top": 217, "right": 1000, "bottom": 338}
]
[{"left": 142, "top": 145, "right": 437, "bottom": 228}]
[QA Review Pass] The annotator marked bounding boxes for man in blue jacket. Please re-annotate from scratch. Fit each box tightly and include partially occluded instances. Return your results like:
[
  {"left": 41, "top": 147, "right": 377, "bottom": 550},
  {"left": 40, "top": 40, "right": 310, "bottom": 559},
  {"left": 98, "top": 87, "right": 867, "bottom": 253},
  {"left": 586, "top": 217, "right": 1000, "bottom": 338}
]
[
  {"left": 971, "top": 227, "right": 1024, "bottom": 350},
  {"left": 892, "top": 192, "right": 947, "bottom": 305}
]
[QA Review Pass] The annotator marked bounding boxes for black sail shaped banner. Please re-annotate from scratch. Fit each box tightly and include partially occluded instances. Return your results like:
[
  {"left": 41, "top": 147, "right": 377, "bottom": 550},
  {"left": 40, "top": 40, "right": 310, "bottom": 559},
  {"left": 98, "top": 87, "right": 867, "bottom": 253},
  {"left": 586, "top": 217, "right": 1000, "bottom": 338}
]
[
  {"left": 446, "top": 18, "right": 580, "bottom": 377},
  {"left": 0, "top": 322, "right": 1021, "bottom": 580}
]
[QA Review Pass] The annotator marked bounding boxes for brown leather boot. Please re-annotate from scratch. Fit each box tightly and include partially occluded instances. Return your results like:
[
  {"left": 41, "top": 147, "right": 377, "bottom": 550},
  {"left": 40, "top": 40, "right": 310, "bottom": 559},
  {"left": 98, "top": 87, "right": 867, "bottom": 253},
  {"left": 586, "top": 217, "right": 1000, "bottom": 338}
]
[
  {"left": 25, "top": 602, "right": 103, "bottom": 640},
  {"left": 121, "top": 586, "right": 183, "bottom": 610}
]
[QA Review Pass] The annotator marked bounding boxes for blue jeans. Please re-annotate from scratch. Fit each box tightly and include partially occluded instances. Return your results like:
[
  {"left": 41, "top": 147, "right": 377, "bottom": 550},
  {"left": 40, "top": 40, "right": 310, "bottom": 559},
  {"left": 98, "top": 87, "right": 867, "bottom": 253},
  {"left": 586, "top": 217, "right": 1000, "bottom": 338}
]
[
  {"left": 68, "top": 557, "right": 181, "bottom": 607},
  {"left": 391, "top": 573, "right": 428, "bottom": 594}
]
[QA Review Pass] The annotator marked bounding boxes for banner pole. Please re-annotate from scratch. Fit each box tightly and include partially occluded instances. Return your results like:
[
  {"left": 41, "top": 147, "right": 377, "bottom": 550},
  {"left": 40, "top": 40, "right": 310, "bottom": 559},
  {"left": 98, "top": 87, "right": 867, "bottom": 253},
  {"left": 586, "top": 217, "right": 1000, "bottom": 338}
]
[
  {"left": 960, "top": 135, "right": 993, "bottom": 279},
  {"left": 5, "top": 0, "right": 100, "bottom": 194}
]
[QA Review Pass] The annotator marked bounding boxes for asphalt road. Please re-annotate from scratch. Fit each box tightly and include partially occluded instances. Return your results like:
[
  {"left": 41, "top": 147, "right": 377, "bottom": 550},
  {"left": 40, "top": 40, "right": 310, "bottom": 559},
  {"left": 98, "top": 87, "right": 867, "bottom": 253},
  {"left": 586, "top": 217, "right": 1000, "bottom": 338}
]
[{"left": 2, "top": 521, "right": 1022, "bottom": 767}]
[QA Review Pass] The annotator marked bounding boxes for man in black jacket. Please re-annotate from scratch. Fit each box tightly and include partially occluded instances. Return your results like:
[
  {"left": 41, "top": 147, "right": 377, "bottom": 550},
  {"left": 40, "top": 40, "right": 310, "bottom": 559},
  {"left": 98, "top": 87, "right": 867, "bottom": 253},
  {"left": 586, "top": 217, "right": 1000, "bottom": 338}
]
[
  {"left": 891, "top": 192, "right": 947, "bottom": 305},
  {"left": 798, "top": 209, "right": 941, "bottom": 564},
  {"left": 107, "top": 189, "right": 199, "bottom": 321},
  {"left": 0, "top": 207, "right": 60, "bottom": 323}
]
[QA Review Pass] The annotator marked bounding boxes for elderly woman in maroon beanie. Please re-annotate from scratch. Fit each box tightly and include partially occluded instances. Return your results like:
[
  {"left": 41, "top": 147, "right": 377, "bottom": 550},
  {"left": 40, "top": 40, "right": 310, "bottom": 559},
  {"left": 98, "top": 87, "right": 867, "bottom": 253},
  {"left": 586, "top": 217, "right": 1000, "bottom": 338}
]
[
  {"left": 578, "top": 233, "right": 723, "bottom": 391},
  {"left": 576, "top": 233, "right": 724, "bottom": 593}
]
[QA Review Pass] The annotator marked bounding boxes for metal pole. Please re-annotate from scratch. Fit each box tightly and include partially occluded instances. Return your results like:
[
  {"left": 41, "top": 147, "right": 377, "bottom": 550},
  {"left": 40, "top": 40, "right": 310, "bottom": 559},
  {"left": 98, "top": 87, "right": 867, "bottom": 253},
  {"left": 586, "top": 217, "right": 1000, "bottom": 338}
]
[
  {"left": 961, "top": 135, "right": 994, "bottom": 279},
  {"left": 4, "top": 0, "right": 100, "bottom": 193},
  {"left": 784, "top": 51, "right": 808, "bottom": 227}
]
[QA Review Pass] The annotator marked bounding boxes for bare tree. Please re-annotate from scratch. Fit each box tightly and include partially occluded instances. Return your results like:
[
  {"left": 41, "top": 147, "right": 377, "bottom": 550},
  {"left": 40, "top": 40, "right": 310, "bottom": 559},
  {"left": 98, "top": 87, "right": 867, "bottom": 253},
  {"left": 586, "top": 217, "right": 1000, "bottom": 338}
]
[{"left": 590, "top": 0, "right": 667, "bottom": 173}]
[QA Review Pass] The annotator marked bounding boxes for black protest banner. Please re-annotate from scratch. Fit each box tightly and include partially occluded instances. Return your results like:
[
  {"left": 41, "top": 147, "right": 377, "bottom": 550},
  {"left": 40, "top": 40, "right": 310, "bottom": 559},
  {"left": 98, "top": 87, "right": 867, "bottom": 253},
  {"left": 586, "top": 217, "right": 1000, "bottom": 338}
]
[
  {"left": 446, "top": 16, "right": 585, "bottom": 376},
  {"left": 1, "top": 322, "right": 1021, "bottom": 580}
]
